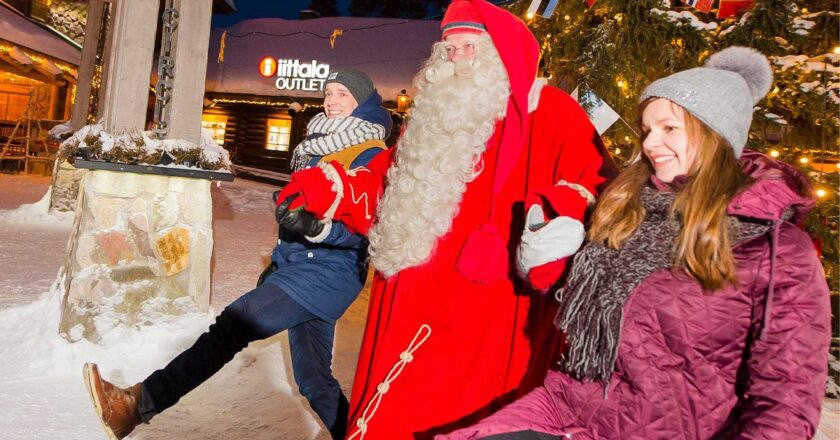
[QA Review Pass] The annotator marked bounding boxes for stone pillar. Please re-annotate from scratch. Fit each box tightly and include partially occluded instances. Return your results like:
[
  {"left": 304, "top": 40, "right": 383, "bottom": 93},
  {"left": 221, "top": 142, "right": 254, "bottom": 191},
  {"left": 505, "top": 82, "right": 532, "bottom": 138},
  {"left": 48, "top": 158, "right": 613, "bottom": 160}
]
[
  {"left": 165, "top": 0, "right": 213, "bottom": 144},
  {"left": 58, "top": 171, "right": 213, "bottom": 342},
  {"left": 57, "top": 0, "right": 219, "bottom": 341},
  {"left": 48, "top": 160, "right": 87, "bottom": 212}
]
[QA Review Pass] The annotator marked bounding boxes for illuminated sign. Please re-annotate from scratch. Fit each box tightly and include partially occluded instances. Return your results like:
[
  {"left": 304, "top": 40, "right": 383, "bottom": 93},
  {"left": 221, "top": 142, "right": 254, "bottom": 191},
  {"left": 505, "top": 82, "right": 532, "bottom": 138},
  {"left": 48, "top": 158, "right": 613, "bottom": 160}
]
[
  {"left": 259, "top": 57, "right": 330, "bottom": 92},
  {"left": 258, "top": 57, "right": 277, "bottom": 77}
]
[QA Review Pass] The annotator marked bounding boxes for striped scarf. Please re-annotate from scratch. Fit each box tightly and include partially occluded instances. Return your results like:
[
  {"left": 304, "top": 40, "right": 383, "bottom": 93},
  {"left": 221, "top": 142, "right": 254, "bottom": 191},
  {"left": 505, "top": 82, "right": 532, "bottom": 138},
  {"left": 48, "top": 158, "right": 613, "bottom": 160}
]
[{"left": 290, "top": 113, "right": 386, "bottom": 172}]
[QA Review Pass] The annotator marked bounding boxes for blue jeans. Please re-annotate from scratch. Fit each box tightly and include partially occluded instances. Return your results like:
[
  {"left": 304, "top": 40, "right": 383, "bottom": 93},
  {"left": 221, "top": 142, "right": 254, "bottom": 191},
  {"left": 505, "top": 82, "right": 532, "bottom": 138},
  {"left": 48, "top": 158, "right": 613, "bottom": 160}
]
[{"left": 139, "top": 283, "right": 345, "bottom": 430}]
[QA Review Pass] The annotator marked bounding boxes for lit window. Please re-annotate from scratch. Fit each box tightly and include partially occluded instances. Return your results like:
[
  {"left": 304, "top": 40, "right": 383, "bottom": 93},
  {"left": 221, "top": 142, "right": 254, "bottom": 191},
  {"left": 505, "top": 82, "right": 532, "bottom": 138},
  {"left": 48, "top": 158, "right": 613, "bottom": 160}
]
[
  {"left": 266, "top": 118, "right": 292, "bottom": 151},
  {"left": 0, "top": 93, "right": 29, "bottom": 121},
  {"left": 201, "top": 114, "right": 227, "bottom": 146}
]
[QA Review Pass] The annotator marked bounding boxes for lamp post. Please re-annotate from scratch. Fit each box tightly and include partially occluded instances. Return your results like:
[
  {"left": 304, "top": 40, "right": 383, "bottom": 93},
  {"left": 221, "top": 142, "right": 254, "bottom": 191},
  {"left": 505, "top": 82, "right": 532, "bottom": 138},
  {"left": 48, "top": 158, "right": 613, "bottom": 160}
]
[{"left": 396, "top": 89, "right": 411, "bottom": 114}]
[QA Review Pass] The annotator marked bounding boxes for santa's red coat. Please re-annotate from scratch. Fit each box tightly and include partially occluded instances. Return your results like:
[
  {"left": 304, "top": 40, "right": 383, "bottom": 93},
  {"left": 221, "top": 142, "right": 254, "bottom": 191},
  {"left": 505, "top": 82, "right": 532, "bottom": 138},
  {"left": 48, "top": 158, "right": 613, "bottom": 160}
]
[{"left": 345, "top": 86, "right": 617, "bottom": 439}]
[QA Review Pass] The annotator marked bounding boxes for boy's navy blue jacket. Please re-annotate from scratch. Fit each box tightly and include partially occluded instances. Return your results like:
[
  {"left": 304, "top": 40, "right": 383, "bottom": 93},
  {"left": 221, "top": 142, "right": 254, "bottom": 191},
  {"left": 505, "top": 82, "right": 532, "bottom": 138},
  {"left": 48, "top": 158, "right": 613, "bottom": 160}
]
[{"left": 265, "top": 93, "right": 389, "bottom": 323}]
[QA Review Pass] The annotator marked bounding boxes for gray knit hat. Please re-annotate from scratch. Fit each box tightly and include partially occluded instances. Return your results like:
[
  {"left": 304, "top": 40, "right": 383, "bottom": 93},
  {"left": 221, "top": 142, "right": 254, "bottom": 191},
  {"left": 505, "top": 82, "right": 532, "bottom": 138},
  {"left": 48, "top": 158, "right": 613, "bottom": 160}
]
[
  {"left": 640, "top": 46, "right": 773, "bottom": 158},
  {"left": 325, "top": 68, "right": 374, "bottom": 104}
]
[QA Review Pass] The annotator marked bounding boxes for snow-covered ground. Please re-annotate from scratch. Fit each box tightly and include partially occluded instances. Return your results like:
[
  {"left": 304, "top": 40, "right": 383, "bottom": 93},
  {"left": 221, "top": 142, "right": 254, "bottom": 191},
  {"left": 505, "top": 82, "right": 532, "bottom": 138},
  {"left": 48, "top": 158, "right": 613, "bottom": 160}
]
[
  {"left": 0, "top": 173, "right": 836, "bottom": 439},
  {"left": 0, "top": 174, "right": 369, "bottom": 439}
]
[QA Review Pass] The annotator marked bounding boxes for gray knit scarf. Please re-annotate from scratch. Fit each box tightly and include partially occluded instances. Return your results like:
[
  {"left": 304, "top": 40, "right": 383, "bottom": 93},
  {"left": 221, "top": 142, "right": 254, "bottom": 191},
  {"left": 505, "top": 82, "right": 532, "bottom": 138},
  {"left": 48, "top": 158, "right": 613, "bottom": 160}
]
[{"left": 555, "top": 186, "right": 770, "bottom": 385}]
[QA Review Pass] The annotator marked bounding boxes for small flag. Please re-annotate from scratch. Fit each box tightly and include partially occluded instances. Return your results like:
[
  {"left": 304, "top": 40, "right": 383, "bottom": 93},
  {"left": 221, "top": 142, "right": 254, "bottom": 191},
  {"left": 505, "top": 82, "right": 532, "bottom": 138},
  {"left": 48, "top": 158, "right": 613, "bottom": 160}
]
[
  {"left": 542, "top": 0, "right": 559, "bottom": 17},
  {"left": 717, "top": 0, "right": 755, "bottom": 19},
  {"left": 585, "top": 0, "right": 597, "bottom": 7},
  {"left": 684, "top": 0, "right": 712, "bottom": 13},
  {"left": 526, "top": 0, "right": 541, "bottom": 16},
  {"left": 571, "top": 86, "right": 620, "bottom": 135}
]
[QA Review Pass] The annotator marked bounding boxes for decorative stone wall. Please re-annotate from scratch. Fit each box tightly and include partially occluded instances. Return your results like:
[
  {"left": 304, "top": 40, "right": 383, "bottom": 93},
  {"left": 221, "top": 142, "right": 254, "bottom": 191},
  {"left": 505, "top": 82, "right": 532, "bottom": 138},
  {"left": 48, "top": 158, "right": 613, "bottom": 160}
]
[
  {"left": 49, "top": 160, "right": 87, "bottom": 213},
  {"left": 58, "top": 170, "right": 213, "bottom": 342},
  {"left": 48, "top": 1, "right": 88, "bottom": 45}
]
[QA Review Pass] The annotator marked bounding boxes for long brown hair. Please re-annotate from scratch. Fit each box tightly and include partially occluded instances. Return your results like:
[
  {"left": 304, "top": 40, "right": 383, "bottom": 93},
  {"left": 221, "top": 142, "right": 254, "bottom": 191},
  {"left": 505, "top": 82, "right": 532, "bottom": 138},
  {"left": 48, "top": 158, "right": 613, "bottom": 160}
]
[{"left": 589, "top": 99, "right": 746, "bottom": 291}]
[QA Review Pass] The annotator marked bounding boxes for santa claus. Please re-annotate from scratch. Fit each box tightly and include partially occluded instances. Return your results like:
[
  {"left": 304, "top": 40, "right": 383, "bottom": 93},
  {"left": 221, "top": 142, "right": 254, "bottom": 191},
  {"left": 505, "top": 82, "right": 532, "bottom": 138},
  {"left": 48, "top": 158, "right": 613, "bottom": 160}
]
[{"left": 275, "top": 1, "right": 616, "bottom": 438}]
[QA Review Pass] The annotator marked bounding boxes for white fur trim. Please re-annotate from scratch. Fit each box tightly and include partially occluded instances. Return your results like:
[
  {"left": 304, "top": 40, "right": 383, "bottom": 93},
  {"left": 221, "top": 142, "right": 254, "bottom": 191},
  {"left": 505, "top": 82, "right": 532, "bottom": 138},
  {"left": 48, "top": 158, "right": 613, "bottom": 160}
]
[
  {"left": 318, "top": 162, "right": 344, "bottom": 220},
  {"left": 556, "top": 179, "right": 596, "bottom": 206},
  {"left": 516, "top": 215, "right": 585, "bottom": 276},
  {"left": 305, "top": 219, "right": 332, "bottom": 243},
  {"left": 528, "top": 78, "right": 548, "bottom": 113}
]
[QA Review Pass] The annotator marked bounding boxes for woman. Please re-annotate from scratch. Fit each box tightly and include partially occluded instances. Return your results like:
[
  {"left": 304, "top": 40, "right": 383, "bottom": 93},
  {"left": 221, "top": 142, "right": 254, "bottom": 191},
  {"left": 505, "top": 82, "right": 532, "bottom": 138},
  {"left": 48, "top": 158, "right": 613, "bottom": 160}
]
[
  {"left": 83, "top": 68, "right": 391, "bottom": 440},
  {"left": 441, "top": 47, "right": 830, "bottom": 439}
]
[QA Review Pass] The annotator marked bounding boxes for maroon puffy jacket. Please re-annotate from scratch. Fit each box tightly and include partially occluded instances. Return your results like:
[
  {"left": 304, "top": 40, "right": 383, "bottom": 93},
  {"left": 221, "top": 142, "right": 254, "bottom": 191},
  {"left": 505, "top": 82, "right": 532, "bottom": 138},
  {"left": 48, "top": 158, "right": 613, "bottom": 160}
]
[{"left": 441, "top": 151, "right": 831, "bottom": 440}]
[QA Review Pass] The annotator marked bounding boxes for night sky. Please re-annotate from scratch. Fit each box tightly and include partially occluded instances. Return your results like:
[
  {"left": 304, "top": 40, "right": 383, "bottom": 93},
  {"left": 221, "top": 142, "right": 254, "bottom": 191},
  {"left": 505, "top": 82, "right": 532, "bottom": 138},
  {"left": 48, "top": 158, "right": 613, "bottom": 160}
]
[
  {"left": 210, "top": 0, "right": 512, "bottom": 28},
  {"left": 211, "top": 0, "right": 353, "bottom": 27}
]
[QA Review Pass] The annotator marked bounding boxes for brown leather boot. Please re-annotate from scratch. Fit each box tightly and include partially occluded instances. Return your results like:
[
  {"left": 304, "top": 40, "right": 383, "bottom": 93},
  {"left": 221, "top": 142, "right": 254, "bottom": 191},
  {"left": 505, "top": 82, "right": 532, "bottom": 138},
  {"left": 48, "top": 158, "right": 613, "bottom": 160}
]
[{"left": 83, "top": 363, "right": 142, "bottom": 440}]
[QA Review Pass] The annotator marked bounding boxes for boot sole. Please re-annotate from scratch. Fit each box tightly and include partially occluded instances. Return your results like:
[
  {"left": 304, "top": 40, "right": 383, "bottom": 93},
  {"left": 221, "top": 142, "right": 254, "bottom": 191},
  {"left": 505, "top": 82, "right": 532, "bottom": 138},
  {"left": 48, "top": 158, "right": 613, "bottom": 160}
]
[{"left": 83, "top": 363, "right": 121, "bottom": 440}]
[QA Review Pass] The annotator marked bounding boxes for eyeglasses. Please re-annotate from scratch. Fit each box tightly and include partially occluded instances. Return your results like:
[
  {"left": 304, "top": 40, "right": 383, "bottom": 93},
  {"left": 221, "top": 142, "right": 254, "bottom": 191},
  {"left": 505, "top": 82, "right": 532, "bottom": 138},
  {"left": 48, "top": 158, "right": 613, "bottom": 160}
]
[{"left": 443, "top": 41, "right": 476, "bottom": 59}]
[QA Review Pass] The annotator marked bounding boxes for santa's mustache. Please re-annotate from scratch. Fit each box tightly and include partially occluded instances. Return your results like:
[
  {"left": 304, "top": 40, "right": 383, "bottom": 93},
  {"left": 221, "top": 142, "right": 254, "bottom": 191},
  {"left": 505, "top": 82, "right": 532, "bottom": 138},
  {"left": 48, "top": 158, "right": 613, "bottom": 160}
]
[{"left": 425, "top": 56, "right": 477, "bottom": 83}]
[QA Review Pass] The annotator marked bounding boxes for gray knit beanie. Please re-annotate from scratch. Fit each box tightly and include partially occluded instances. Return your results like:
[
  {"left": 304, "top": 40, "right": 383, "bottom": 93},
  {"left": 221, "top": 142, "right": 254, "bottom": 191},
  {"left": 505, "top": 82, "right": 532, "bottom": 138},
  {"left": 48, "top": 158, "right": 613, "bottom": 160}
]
[
  {"left": 325, "top": 68, "right": 374, "bottom": 104},
  {"left": 640, "top": 46, "right": 773, "bottom": 158}
]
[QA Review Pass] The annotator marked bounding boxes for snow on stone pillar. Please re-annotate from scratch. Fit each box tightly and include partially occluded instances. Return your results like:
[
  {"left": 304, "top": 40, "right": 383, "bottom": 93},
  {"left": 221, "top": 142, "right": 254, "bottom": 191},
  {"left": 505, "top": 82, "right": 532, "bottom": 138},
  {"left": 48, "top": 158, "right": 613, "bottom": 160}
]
[{"left": 58, "top": 169, "right": 213, "bottom": 342}]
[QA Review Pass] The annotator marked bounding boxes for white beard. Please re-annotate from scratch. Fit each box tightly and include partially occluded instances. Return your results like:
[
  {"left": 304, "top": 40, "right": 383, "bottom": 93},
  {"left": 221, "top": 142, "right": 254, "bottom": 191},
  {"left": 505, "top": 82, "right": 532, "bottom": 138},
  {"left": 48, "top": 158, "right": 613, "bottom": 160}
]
[{"left": 368, "top": 35, "right": 510, "bottom": 277}]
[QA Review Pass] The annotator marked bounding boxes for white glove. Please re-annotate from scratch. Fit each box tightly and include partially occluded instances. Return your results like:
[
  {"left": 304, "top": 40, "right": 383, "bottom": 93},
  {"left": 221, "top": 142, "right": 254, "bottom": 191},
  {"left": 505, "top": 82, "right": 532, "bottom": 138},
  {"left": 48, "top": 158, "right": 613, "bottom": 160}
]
[{"left": 516, "top": 204, "right": 585, "bottom": 277}]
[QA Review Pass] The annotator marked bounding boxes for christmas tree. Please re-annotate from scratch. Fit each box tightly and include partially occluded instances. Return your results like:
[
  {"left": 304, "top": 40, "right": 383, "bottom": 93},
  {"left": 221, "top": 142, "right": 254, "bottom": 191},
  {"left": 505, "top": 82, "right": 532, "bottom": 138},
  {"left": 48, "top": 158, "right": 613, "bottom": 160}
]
[{"left": 511, "top": 0, "right": 838, "bottom": 292}]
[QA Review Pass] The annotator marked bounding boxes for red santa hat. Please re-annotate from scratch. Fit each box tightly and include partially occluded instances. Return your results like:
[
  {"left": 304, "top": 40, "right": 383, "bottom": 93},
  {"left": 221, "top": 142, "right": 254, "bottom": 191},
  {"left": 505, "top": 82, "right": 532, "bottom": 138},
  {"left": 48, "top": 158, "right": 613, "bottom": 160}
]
[{"left": 441, "top": 0, "right": 486, "bottom": 38}]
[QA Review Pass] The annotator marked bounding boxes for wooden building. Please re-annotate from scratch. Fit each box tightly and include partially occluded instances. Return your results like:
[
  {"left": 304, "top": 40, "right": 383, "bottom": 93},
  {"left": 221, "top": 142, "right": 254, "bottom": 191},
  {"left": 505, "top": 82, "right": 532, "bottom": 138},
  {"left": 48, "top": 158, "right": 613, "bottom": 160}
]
[{"left": 202, "top": 16, "right": 440, "bottom": 174}]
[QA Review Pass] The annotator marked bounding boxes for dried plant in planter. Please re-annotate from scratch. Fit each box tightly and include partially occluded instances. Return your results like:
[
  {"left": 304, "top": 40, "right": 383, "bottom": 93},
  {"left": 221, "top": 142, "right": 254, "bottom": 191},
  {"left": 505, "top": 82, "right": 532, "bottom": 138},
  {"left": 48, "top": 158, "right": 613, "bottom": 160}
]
[
  {"left": 85, "top": 136, "right": 104, "bottom": 160},
  {"left": 198, "top": 153, "right": 226, "bottom": 171},
  {"left": 102, "top": 131, "right": 144, "bottom": 164},
  {"left": 56, "top": 125, "right": 232, "bottom": 172},
  {"left": 140, "top": 148, "right": 163, "bottom": 165},
  {"left": 57, "top": 136, "right": 80, "bottom": 162},
  {"left": 168, "top": 145, "right": 202, "bottom": 167}
]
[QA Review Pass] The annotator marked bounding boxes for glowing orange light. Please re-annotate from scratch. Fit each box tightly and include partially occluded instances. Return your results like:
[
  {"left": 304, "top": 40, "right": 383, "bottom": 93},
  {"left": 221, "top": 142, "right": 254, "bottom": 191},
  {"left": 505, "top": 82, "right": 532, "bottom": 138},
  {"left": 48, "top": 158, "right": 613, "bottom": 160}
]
[{"left": 258, "top": 57, "right": 277, "bottom": 78}]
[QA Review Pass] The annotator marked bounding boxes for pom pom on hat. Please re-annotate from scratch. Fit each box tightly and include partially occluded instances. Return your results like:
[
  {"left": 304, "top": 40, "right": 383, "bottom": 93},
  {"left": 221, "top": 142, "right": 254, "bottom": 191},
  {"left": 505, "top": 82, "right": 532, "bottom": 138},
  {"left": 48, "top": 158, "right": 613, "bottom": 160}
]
[{"left": 705, "top": 46, "right": 773, "bottom": 105}]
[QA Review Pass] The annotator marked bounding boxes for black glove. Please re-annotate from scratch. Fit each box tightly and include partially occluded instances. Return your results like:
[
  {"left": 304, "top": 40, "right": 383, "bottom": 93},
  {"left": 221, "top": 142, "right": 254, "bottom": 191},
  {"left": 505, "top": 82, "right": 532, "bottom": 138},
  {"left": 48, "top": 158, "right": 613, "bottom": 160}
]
[
  {"left": 275, "top": 193, "right": 297, "bottom": 224},
  {"left": 256, "top": 261, "right": 278, "bottom": 287},
  {"left": 281, "top": 208, "right": 325, "bottom": 237}
]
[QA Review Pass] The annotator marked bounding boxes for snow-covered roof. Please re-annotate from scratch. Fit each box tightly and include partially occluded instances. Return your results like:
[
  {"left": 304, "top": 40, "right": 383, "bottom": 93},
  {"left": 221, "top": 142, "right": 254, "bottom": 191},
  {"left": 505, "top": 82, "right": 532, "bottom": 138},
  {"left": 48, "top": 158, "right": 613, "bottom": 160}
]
[
  {"left": 0, "top": 3, "right": 81, "bottom": 64},
  {"left": 206, "top": 16, "right": 442, "bottom": 102}
]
